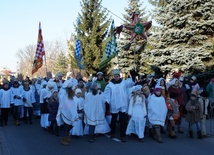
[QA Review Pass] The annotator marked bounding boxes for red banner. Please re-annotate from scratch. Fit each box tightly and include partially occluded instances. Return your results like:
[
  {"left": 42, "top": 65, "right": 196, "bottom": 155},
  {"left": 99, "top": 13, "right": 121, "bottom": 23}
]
[{"left": 32, "top": 22, "right": 45, "bottom": 74}]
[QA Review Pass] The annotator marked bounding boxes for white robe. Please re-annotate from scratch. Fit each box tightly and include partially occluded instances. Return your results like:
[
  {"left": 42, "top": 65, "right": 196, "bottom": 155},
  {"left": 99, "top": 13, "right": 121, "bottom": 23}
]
[
  {"left": 148, "top": 94, "right": 167, "bottom": 127},
  {"left": 70, "top": 96, "right": 84, "bottom": 136},
  {"left": 126, "top": 95, "right": 147, "bottom": 138},
  {"left": 84, "top": 92, "right": 106, "bottom": 126},
  {"left": 103, "top": 78, "right": 135, "bottom": 113},
  {"left": 56, "top": 94, "right": 79, "bottom": 126}
]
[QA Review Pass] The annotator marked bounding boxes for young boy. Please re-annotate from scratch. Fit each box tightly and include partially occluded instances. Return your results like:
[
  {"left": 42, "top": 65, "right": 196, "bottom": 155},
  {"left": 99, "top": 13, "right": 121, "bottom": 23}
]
[{"left": 186, "top": 92, "right": 203, "bottom": 139}]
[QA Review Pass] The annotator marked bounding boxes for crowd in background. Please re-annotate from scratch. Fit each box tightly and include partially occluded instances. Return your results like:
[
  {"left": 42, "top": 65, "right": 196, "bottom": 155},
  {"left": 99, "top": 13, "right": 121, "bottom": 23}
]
[{"left": 0, "top": 69, "right": 214, "bottom": 145}]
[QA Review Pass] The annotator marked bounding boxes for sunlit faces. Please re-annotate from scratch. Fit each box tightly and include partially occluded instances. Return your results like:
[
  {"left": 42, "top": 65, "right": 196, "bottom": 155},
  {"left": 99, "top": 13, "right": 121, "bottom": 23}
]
[
  {"left": 160, "top": 79, "right": 165, "bottom": 86},
  {"left": 113, "top": 74, "right": 120, "bottom": 81},
  {"left": 136, "top": 89, "right": 142, "bottom": 95},
  {"left": 76, "top": 92, "right": 82, "bottom": 98},
  {"left": 155, "top": 90, "right": 162, "bottom": 96},
  {"left": 97, "top": 74, "right": 103, "bottom": 80}
]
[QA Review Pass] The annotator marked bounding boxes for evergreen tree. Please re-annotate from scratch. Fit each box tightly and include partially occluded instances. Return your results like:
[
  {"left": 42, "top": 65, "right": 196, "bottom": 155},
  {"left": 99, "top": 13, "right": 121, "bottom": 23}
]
[
  {"left": 144, "top": 0, "right": 214, "bottom": 76},
  {"left": 67, "top": 36, "right": 79, "bottom": 72},
  {"left": 117, "top": 0, "right": 148, "bottom": 74},
  {"left": 53, "top": 51, "right": 67, "bottom": 76},
  {"left": 76, "top": 0, "right": 109, "bottom": 75}
]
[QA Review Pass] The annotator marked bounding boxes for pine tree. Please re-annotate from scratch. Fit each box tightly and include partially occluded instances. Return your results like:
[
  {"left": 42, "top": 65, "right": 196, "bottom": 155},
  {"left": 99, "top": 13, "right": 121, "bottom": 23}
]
[
  {"left": 67, "top": 36, "right": 79, "bottom": 72},
  {"left": 53, "top": 51, "right": 67, "bottom": 76},
  {"left": 117, "top": 0, "right": 148, "bottom": 74},
  {"left": 76, "top": 0, "right": 109, "bottom": 75},
  {"left": 144, "top": 0, "right": 214, "bottom": 77}
]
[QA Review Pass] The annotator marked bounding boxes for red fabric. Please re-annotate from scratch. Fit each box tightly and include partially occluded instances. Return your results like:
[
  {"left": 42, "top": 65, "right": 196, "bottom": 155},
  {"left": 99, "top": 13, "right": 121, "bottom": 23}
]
[
  {"left": 32, "top": 22, "right": 45, "bottom": 74},
  {"left": 168, "top": 86, "right": 184, "bottom": 106}
]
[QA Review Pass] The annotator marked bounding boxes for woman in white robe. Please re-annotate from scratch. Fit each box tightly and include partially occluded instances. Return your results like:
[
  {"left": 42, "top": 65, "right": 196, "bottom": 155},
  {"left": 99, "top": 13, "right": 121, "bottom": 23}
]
[
  {"left": 148, "top": 86, "right": 167, "bottom": 143},
  {"left": 56, "top": 79, "right": 79, "bottom": 146},
  {"left": 126, "top": 85, "right": 147, "bottom": 142}
]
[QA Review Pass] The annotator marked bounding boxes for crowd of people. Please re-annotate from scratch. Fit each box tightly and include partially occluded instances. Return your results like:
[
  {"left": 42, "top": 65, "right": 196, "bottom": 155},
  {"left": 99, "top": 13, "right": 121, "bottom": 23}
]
[{"left": 0, "top": 69, "right": 213, "bottom": 145}]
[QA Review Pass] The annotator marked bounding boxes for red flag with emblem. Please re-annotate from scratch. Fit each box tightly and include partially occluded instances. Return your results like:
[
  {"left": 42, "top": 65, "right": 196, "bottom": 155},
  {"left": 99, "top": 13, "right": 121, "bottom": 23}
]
[{"left": 32, "top": 22, "right": 45, "bottom": 74}]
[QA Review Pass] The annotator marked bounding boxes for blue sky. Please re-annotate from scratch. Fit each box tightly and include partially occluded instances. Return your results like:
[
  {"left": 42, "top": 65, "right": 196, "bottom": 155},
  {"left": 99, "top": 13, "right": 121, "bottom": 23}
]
[{"left": 0, "top": 0, "right": 153, "bottom": 72}]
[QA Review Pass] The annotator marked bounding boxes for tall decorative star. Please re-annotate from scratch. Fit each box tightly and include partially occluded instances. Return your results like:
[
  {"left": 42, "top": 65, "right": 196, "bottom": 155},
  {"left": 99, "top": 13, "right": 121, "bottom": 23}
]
[{"left": 114, "top": 12, "right": 152, "bottom": 52}]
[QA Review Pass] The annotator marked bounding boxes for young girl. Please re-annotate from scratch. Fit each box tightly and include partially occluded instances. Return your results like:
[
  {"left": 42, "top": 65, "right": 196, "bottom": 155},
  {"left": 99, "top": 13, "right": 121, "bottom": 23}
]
[
  {"left": 84, "top": 82, "right": 106, "bottom": 142},
  {"left": 48, "top": 90, "right": 59, "bottom": 136},
  {"left": 148, "top": 86, "right": 167, "bottom": 143},
  {"left": 70, "top": 88, "right": 84, "bottom": 137},
  {"left": 186, "top": 92, "right": 203, "bottom": 139},
  {"left": 126, "top": 85, "right": 147, "bottom": 142}
]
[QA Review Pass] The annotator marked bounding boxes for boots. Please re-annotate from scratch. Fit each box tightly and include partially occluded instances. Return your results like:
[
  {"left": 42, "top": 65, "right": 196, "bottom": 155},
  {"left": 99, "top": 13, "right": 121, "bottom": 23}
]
[
  {"left": 16, "top": 120, "right": 20, "bottom": 126},
  {"left": 189, "top": 131, "right": 194, "bottom": 138},
  {"left": 154, "top": 125, "right": 163, "bottom": 143},
  {"left": 178, "top": 127, "right": 184, "bottom": 134},
  {"left": 149, "top": 128, "right": 153, "bottom": 137},
  {"left": 197, "top": 131, "right": 202, "bottom": 139},
  {"left": 65, "top": 133, "right": 70, "bottom": 143},
  {"left": 88, "top": 134, "right": 95, "bottom": 143},
  {"left": 61, "top": 137, "right": 69, "bottom": 146},
  {"left": 168, "top": 121, "right": 177, "bottom": 139}
]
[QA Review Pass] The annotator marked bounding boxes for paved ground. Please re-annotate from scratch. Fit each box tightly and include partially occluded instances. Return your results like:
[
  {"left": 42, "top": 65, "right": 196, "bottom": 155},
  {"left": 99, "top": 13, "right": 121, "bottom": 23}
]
[{"left": 1, "top": 116, "right": 214, "bottom": 155}]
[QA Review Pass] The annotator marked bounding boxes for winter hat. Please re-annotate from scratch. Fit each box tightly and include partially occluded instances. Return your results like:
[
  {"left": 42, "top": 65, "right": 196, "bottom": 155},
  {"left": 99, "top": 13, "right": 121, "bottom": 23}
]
[
  {"left": 96, "top": 72, "right": 103, "bottom": 75},
  {"left": 46, "top": 79, "right": 57, "bottom": 95},
  {"left": 153, "top": 85, "right": 162, "bottom": 93},
  {"left": 134, "top": 85, "right": 142, "bottom": 92},
  {"left": 200, "top": 90, "right": 209, "bottom": 97},
  {"left": 75, "top": 88, "right": 82, "bottom": 95},
  {"left": 90, "top": 82, "right": 97, "bottom": 90},
  {"left": 62, "top": 78, "right": 78, "bottom": 89},
  {"left": 191, "top": 76, "right": 197, "bottom": 81},
  {"left": 113, "top": 69, "right": 120, "bottom": 75}
]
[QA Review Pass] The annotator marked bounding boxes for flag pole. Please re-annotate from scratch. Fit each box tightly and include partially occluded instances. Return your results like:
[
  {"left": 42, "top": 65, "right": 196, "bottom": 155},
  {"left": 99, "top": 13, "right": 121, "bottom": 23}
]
[{"left": 44, "top": 53, "right": 48, "bottom": 78}]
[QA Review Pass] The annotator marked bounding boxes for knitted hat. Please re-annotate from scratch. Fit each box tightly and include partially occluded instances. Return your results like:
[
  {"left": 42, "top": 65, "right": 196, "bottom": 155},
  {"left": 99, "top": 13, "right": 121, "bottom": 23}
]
[
  {"left": 113, "top": 69, "right": 120, "bottom": 75},
  {"left": 75, "top": 88, "right": 82, "bottom": 95},
  {"left": 134, "top": 85, "right": 142, "bottom": 92},
  {"left": 96, "top": 72, "right": 103, "bottom": 75},
  {"left": 47, "top": 79, "right": 56, "bottom": 89},
  {"left": 191, "top": 76, "right": 197, "bottom": 81},
  {"left": 153, "top": 85, "right": 162, "bottom": 93},
  {"left": 62, "top": 78, "right": 77, "bottom": 89},
  {"left": 90, "top": 82, "right": 97, "bottom": 90}
]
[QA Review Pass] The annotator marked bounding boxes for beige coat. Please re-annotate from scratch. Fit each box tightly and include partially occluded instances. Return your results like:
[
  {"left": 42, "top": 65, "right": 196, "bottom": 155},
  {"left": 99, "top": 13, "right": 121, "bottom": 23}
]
[{"left": 185, "top": 99, "right": 203, "bottom": 124}]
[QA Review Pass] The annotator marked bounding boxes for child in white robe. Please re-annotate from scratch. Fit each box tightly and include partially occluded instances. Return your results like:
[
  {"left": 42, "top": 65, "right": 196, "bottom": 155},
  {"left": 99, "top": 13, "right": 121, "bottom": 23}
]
[
  {"left": 84, "top": 82, "right": 107, "bottom": 142},
  {"left": 148, "top": 86, "right": 167, "bottom": 143},
  {"left": 22, "top": 81, "right": 36, "bottom": 124},
  {"left": 126, "top": 85, "right": 147, "bottom": 142},
  {"left": 70, "top": 88, "right": 84, "bottom": 137}
]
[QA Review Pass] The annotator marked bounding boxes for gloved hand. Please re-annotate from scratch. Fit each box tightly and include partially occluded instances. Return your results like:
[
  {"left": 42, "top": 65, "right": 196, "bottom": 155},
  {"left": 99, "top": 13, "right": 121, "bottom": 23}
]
[
  {"left": 130, "top": 69, "right": 138, "bottom": 82},
  {"left": 130, "top": 69, "right": 138, "bottom": 77}
]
